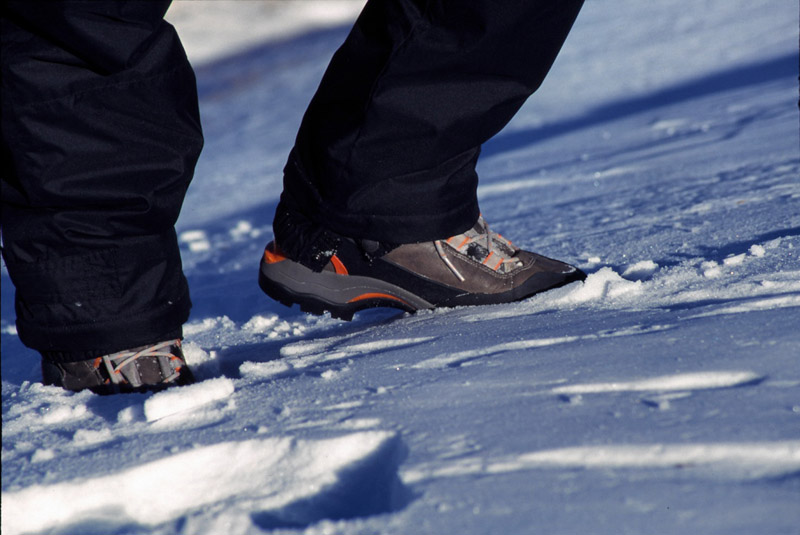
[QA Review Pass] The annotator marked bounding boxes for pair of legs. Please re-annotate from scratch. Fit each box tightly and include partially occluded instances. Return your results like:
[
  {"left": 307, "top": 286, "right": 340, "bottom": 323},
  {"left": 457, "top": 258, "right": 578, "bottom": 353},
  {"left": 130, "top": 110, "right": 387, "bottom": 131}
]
[{"left": 1, "top": 0, "right": 583, "bottom": 392}]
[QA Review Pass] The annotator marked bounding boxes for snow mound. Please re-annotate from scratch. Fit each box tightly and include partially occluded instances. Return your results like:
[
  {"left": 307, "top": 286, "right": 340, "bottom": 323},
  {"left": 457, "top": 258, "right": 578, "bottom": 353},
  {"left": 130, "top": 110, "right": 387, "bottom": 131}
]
[
  {"left": 562, "top": 267, "right": 643, "bottom": 303},
  {"left": 551, "top": 371, "right": 763, "bottom": 394},
  {"left": 688, "top": 294, "right": 800, "bottom": 318},
  {"left": 1, "top": 431, "right": 407, "bottom": 535},
  {"left": 404, "top": 441, "right": 800, "bottom": 484},
  {"left": 143, "top": 377, "right": 235, "bottom": 422},
  {"left": 622, "top": 260, "right": 659, "bottom": 280}
]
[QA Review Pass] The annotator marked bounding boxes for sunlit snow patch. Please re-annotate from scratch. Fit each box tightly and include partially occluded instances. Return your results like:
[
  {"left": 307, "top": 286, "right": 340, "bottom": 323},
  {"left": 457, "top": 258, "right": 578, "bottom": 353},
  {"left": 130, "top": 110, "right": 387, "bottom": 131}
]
[
  {"left": 650, "top": 118, "right": 689, "bottom": 135},
  {"left": 72, "top": 428, "right": 114, "bottom": 447},
  {"left": 242, "top": 337, "right": 439, "bottom": 380},
  {"left": 143, "top": 377, "right": 235, "bottom": 422},
  {"left": 687, "top": 295, "right": 800, "bottom": 319},
  {"left": 1, "top": 323, "right": 17, "bottom": 335},
  {"left": 229, "top": 220, "right": 256, "bottom": 240},
  {"left": 622, "top": 260, "right": 659, "bottom": 280},
  {"left": 340, "top": 337, "right": 436, "bottom": 354},
  {"left": 551, "top": 371, "right": 763, "bottom": 395},
  {"left": 510, "top": 441, "right": 800, "bottom": 479},
  {"left": 179, "top": 229, "right": 211, "bottom": 252},
  {"left": 183, "top": 316, "right": 236, "bottom": 336},
  {"left": 412, "top": 337, "right": 580, "bottom": 369},
  {"left": 561, "top": 267, "right": 643, "bottom": 302},
  {"left": 181, "top": 340, "right": 219, "bottom": 369},
  {"left": 403, "top": 441, "right": 800, "bottom": 484},
  {"left": 1, "top": 431, "right": 407, "bottom": 535},
  {"left": 701, "top": 260, "right": 723, "bottom": 278},
  {"left": 240, "top": 360, "right": 294, "bottom": 380},
  {"left": 243, "top": 314, "right": 307, "bottom": 338},
  {"left": 3, "top": 385, "right": 93, "bottom": 437}
]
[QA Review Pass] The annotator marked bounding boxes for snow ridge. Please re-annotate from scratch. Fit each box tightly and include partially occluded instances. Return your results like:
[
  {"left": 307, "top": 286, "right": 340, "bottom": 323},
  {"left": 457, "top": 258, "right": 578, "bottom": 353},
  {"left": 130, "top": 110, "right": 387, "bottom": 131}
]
[{"left": 2, "top": 431, "right": 407, "bottom": 535}]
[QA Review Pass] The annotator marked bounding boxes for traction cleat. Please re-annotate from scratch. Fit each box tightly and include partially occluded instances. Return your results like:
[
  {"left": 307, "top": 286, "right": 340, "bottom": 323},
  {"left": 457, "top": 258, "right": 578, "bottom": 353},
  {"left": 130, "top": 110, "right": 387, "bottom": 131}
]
[{"left": 42, "top": 339, "right": 195, "bottom": 395}]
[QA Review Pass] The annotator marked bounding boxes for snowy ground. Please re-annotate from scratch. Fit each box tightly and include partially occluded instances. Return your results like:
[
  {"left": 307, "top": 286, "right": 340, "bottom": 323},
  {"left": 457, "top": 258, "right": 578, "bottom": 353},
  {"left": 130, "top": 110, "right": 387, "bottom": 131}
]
[{"left": 2, "top": 1, "right": 799, "bottom": 534}]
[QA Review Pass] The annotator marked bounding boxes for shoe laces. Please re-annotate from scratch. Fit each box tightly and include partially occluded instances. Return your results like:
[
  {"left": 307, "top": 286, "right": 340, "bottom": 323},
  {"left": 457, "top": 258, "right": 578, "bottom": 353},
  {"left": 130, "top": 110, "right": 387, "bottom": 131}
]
[
  {"left": 99, "top": 339, "right": 185, "bottom": 387},
  {"left": 434, "top": 216, "right": 524, "bottom": 281}
]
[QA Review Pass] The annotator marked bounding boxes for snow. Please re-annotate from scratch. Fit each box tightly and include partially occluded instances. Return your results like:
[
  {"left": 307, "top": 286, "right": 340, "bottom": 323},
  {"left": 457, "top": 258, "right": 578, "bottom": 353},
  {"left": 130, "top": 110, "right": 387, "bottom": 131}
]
[
  {"left": 403, "top": 441, "right": 800, "bottom": 484},
  {"left": 164, "top": 1, "right": 368, "bottom": 64},
  {"left": 550, "top": 371, "right": 764, "bottom": 395},
  {"left": 3, "top": 431, "right": 404, "bottom": 535},
  {"left": 143, "top": 377, "right": 235, "bottom": 423},
  {"left": 2, "top": 1, "right": 799, "bottom": 534}
]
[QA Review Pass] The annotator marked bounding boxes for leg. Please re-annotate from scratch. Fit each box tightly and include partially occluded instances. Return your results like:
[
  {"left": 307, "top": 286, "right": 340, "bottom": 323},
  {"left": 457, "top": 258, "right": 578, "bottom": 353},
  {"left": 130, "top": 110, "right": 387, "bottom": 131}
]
[
  {"left": 262, "top": 0, "right": 586, "bottom": 318},
  {"left": 276, "top": 0, "right": 584, "bottom": 250},
  {"left": 1, "top": 1, "right": 202, "bottom": 391}
]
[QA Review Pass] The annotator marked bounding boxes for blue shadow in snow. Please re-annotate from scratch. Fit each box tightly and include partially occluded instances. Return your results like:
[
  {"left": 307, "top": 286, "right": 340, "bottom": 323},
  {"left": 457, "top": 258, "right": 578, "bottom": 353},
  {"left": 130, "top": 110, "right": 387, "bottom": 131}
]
[{"left": 483, "top": 51, "right": 798, "bottom": 158}]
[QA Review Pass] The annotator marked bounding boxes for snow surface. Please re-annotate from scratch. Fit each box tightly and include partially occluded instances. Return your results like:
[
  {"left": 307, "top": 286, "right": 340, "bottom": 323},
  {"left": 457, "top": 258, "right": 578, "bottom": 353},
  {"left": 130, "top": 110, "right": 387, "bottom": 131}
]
[{"left": 2, "top": 1, "right": 799, "bottom": 534}]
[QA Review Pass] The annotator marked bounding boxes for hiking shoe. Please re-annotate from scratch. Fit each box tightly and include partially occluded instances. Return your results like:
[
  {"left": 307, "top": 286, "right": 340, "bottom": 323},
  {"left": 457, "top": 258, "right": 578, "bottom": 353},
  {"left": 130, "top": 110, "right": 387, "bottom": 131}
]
[
  {"left": 259, "top": 216, "right": 585, "bottom": 320},
  {"left": 42, "top": 339, "right": 195, "bottom": 395}
]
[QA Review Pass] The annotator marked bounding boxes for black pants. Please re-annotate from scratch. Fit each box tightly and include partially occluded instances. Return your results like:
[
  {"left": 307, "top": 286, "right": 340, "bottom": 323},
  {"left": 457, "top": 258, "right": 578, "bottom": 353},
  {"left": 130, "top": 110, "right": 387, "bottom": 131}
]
[
  {"left": 1, "top": 0, "right": 582, "bottom": 360},
  {"left": 278, "top": 0, "right": 584, "bottom": 249},
  {"left": 1, "top": 1, "right": 203, "bottom": 361}
]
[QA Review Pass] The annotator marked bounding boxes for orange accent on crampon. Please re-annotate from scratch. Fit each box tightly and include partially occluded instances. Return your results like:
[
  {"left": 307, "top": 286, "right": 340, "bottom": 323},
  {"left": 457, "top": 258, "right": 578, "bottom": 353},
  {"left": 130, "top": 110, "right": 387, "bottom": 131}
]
[
  {"left": 263, "top": 242, "right": 288, "bottom": 264},
  {"left": 347, "top": 292, "right": 409, "bottom": 305},
  {"left": 330, "top": 255, "right": 348, "bottom": 275}
]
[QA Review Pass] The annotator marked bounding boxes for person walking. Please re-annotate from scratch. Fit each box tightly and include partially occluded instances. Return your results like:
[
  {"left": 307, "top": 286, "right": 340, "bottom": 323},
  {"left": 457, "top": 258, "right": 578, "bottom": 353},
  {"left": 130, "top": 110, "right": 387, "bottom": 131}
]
[{"left": 1, "top": 0, "right": 584, "bottom": 395}]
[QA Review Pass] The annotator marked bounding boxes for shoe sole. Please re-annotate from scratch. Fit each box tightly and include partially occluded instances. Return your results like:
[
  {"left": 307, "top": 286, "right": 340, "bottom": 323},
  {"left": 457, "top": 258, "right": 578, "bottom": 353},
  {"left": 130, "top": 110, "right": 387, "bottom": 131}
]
[{"left": 259, "top": 254, "right": 435, "bottom": 320}]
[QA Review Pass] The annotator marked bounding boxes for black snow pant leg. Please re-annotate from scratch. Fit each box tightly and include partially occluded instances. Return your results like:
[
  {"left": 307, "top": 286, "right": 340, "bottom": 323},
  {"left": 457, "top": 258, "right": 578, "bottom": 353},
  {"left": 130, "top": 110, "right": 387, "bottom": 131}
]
[
  {"left": 0, "top": 1, "right": 203, "bottom": 362},
  {"left": 277, "top": 0, "right": 584, "bottom": 250}
]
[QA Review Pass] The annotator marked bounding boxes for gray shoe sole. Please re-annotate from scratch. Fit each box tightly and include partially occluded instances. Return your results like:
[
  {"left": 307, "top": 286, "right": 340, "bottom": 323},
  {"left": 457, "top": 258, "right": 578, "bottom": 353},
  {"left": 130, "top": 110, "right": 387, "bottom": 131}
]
[{"left": 259, "top": 254, "right": 435, "bottom": 320}]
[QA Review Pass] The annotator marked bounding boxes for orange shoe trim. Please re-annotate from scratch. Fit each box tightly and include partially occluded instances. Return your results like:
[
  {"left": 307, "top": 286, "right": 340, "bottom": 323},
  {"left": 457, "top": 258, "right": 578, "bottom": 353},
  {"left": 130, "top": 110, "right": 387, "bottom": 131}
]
[
  {"left": 263, "top": 242, "right": 288, "bottom": 264},
  {"left": 330, "top": 254, "right": 348, "bottom": 275},
  {"left": 347, "top": 292, "right": 410, "bottom": 306}
]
